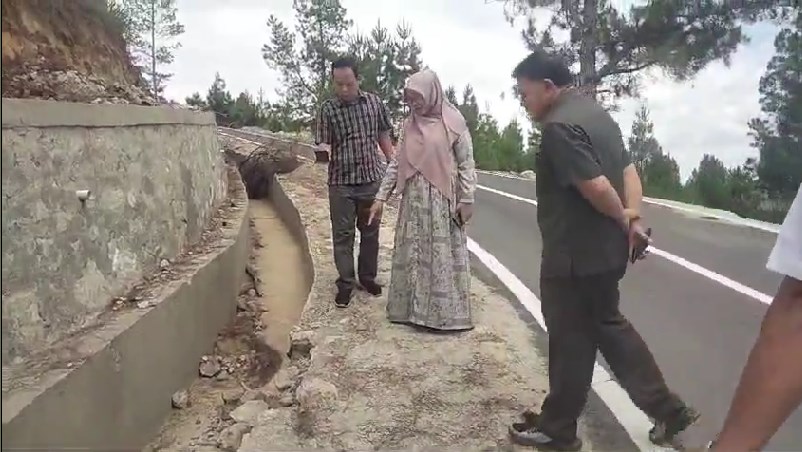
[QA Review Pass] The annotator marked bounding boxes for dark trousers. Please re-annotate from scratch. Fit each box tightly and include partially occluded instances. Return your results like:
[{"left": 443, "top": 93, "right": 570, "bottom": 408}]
[
  {"left": 328, "top": 182, "right": 380, "bottom": 291},
  {"left": 538, "top": 268, "right": 686, "bottom": 441}
]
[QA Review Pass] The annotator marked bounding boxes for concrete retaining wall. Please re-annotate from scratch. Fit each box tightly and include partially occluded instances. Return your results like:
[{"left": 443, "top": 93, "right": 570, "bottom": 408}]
[
  {"left": 1, "top": 99, "right": 226, "bottom": 365},
  {"left": 1, "top": 168, "right": 249, "bottom": 451}
]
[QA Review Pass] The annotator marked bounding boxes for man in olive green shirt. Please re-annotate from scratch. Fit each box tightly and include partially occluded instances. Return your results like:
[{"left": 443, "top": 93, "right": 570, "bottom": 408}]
[{"left": 507, "top": 51, "right": 698, "bottom": 451}]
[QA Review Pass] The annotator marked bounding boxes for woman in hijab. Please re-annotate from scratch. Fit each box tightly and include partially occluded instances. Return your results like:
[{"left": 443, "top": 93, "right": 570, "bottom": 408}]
[{"left": 368, "top": 68, "right": 477, "bottom": 331}]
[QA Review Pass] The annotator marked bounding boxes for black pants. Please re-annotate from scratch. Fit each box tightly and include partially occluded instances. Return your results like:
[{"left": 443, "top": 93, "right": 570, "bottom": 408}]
[
  {"left": 328, "top": 182, "right": 380, "bottom": 291},
  {"left": 538, "top": 268, "right": 686, "bottom": 441}
]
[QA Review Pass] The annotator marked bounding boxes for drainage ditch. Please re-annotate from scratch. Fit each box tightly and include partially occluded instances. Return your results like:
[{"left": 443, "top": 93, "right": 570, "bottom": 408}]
[{"left": 144, "top": 146, "right": 311, "bottom": 452}]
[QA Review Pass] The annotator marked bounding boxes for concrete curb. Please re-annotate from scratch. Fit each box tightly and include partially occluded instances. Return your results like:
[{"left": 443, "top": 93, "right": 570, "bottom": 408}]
[
  {"left": 270, "top": 175, "right": 316, "bottom": 310},
  {"left": 1, "top": 168, "right": 250, "bottom": 451},
  {"left": 1, "top": 98, "right": 215, "bottom": 128}
]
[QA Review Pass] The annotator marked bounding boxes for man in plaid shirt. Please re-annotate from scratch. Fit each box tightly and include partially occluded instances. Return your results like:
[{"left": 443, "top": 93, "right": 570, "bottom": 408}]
[{"left": 316, "top": 57, "right": 395, "bottom": 308}]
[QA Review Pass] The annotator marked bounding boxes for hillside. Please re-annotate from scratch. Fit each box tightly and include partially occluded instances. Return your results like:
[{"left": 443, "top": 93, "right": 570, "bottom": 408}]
[{"left": 1, "top": 0, "right": 154, "bottom": 104}]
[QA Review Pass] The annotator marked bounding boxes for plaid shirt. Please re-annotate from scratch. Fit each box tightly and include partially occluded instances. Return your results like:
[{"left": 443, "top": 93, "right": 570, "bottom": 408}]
[{"left": 316, "top": 91, "right": 392, "bottom": 185}]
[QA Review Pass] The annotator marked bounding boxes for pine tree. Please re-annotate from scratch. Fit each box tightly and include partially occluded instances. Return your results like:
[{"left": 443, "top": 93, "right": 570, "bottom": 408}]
[
  {"left": 262, "top": 0, "right": 352, "bottom": 124},
  {"left": 347, "top": 22, "right": 423, "bottom": 123},
  {"left": 500, "top": 0, "right": 788, "bottom": 102},
  {"left": 749, "top": 10, "right": 802, "bottom": 200},
  {"left": 113, "top": 0, "right": 184, "bottom": 97},
  {"left": 185, "top": 92, "right": 206, "bottom": 109},
  {"left": 627, "top": 105, "right": 681, "bottom": 197}
]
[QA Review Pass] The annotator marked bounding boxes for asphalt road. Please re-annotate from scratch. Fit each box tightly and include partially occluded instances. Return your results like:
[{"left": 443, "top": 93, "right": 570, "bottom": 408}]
[{"left": 470, "top": 171, "right": 800, "bottom": 450}]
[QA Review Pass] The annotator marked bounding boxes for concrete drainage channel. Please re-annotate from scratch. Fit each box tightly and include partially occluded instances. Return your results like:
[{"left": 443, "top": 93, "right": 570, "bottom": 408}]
[{"left": 145, "top": 139, "right": 314, "bottom": 451}]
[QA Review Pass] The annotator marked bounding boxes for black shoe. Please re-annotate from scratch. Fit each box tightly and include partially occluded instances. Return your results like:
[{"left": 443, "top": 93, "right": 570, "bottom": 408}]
[
  {"left": 509, "top": 411, "right": 582, "bottom": 451},
  {"left": 359, "top": 279, "right": 382, "bottom": 296},
  {"left": 649, "top": 406, "right": 701, "bottom": 446},
  {"left": 335, "top": 288, "right": 352, "bottom": 308}
]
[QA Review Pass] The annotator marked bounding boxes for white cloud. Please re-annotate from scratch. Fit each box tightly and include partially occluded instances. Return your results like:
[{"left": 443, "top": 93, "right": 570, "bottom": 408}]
[{"left": 165, "top": 1, "right": 777, "bottom": 180}]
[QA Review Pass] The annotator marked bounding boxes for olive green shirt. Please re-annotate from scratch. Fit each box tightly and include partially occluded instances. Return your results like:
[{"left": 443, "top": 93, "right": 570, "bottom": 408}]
[{"left": 536, "top": 90, "right": 631, "bottom": 278}]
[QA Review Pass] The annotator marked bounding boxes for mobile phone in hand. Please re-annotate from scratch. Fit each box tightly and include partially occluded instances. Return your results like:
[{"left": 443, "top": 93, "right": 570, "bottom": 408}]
[
  {"left": 630, "top": 227, "right": 652, "bottom": 264},
  {"left": 452, "top": 211, "right": 464, "bottom": 229}
]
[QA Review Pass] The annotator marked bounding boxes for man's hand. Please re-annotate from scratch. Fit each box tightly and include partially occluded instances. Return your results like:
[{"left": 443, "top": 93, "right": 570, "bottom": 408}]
[
  {"left": 368, "top": 200, "right": 384, "bottom": 225},
  {"left": 628, "top": 218, "right": 652, "bottom": 263},
  {"left": 455, "top": 203, "right": 474, "bottom": 226}
]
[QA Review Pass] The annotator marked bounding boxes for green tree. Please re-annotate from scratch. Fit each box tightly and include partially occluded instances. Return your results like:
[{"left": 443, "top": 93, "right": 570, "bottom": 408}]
[
  {"left": 628, "top": 105, "right": 661, "bottom": 174},
  {"left": 521, "top": 124, "right": 541, "bottom": 171},
  {"left": 445, "top": 85, "right": 459, "bottom": 104},
  {"left": 473, "top": 114, "right": 503, "bottom": 170},
  {"left": 497, "top": 120, "right": 526, "bottom": 171},
  {"left": 206, "top": 73, "right": 234, "bottom": 125},
  {"left": 726, "top": 160, "right": 763, "bottom": 218},
  {"left": 347, "top": 22, "right": 423, "bottom": 123},
  {"left": 113, "top": 0, "right": 184, "bottom": 97},
  {"left": 458, "top": 85, "right": 481, "bottom": 137},
  {"left": 499, "top": 0, "right": 786, "bottom": 102},
  {"left": 749, "top": 10, "right": 802, "bottom": 200},
  {"left": 627, "top": 105, "right": 681, "bottom": 197},
  {"left": 230, "top": 91, "right": 261, "bottom": 127},
  {"left": 687, "top": 154, "right": 730, "bottom": 209},
  {"left": 263, "top": 0, "right": 352, "bottom": 125},
  {"left": 185, "top": 92, "right": 207, "bottom": 109}
]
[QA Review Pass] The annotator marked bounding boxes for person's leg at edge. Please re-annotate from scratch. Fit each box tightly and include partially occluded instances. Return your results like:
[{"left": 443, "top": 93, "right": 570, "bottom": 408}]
[
  {"left": 511, "top": 274, "right": 594, "bottom": 450},
  {"left": 590, "top": 268, "right": 697, "bottom": 443},
  {"left": 329, "top": 184, "right": 358, "bottom": 306},
  {"left": 355, "top": 181, "right": 382, "bottom": 295}
]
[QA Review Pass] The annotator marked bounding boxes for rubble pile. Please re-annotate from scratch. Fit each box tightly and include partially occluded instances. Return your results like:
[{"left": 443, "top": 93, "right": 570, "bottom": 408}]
[{"left": 2, "top": 60, "right": 162, "bottom": 105}]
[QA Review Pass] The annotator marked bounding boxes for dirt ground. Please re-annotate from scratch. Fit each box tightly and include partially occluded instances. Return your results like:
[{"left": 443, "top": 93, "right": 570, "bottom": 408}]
[{"left": 231, "top": 162, "right": 600, "bottom": 451}]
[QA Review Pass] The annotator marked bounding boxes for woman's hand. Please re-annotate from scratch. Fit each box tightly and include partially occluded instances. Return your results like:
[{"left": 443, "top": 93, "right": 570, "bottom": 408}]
[
  {"left": 368, "top": 200, "right": 385, "bottom": 225},
  {"left": 456, "top": 202, "right": 474, "bottom": 226}
]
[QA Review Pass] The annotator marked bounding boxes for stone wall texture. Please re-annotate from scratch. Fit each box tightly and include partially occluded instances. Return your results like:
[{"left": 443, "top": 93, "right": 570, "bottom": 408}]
[{"left": 1, "top": 99, "right": 226, "bottom": 365}]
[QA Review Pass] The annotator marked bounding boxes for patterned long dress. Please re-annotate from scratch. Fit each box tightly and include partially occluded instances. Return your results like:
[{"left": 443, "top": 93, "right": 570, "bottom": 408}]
[{"left": 375, "top": 129, "right": 477, "bottom": 331}]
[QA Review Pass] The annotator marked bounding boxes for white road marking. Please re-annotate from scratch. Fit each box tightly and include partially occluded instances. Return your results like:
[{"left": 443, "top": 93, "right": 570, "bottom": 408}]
[
  {"left": 476, "top": 184, "right": 775, "bottom": 306},
  {"left": 475, "top": 170, "right": 782, "bottom": 234},
  {"left": 468, "top": 238, "right": 671, "bottom": 451}
]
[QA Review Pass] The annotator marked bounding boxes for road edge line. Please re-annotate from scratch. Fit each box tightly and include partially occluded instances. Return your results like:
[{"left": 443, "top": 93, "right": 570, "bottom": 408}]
[
  {"left": 475, "top": 170, "right": 780, "bottom": 235},
  {"left": 475, "top": 184, "right": 774, "bottom": 306},
  {"left": 467, "top": 237, "right": 670, "bottom": 452}
]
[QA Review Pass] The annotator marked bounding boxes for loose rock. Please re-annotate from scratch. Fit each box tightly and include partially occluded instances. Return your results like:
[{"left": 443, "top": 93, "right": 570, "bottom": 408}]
[
  {"left": 217, "top": 423, "right": 251, "bottom": 452},
  {"left": 272, "top": 365, "right": 299, "bottom": 391},
  {"left": 289, "top": 330, "right": 315, "bottom": 359},
  {"left": 230, "top": 400, "right": 271, "bottom": 426},
  {"left": 240, "top": 389, "right": 266, "bottom": 403},
  {"left": 221, "top": 388, "right": 245, "bottom": 404},
  {"left": 199, "top": 357, "right": 221, "bottom": 378},
  {"left": 295, "top": 376, "right": 338, "bottom": 411},
  {"left": 171, "top": 389, "right": 189, "bottom": 409},
  {"left": 159, "top": 258, "right": 171, "bottom": 270},
  {"left": 279, "top": 393, "right": 294, "bottom": 407}
]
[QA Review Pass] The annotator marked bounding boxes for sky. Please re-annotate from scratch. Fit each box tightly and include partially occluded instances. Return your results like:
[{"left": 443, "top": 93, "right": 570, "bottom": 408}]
[{"left": 164, "top": 0, "right": 779, "bottom": 180}]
